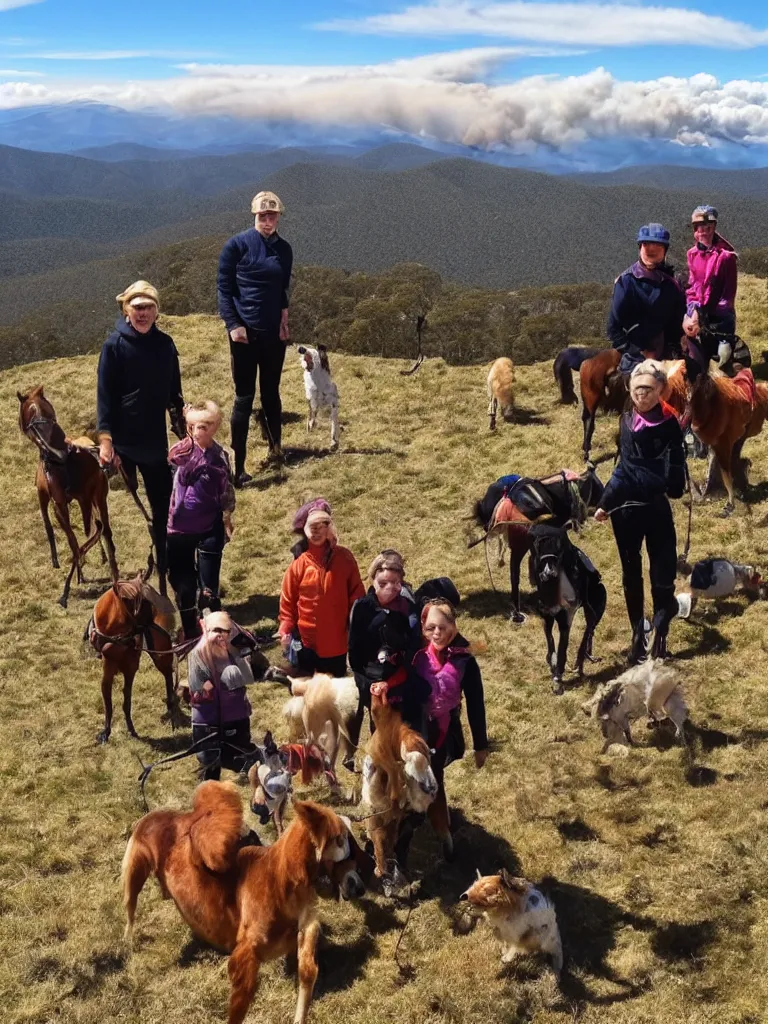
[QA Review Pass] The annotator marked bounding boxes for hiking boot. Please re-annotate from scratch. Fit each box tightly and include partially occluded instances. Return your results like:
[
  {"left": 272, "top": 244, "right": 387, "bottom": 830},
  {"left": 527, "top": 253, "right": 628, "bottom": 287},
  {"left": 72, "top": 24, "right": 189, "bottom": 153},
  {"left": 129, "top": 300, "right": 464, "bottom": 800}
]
[
  {"left": 260, "top": 445, "right": 284, "bottom": 470},
  {"left": 627, "top": 620, "right": 650, "bottom": 666},
  {"left": 651, "top": 630, "right": 672, "bottom": 661},
  {"left": 234, "top": 469, "right": 253, "bottom": 489}
]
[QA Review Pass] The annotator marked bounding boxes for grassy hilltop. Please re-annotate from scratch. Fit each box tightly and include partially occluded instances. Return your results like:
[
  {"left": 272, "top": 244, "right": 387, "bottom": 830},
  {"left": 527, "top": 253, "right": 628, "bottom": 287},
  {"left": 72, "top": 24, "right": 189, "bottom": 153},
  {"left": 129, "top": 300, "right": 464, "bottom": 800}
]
[{"left": 2, "top": 275, "right": 768, "bottom": 1024}]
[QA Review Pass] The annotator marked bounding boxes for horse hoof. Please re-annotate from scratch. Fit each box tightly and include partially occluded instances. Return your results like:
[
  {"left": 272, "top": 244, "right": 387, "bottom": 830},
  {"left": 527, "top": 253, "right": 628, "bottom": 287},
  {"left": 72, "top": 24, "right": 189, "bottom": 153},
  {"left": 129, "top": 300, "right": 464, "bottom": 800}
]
[
  {"left": 509, "top": 611, "right": 527, "bottom": 625},
  {"left": 58, "top": 596, "right": 68, "bottom": 609},
  {"left": 719, "top": 505, "right": 734, "bottom": 519},
  {"left": 551, "top": 680, "right": 564, "bottom": 696},
  {"left": 127, "top": 726, "right": 138, "bottom": 739},
  {"left": 96, "top": 731, "right": 110, "bottom": 744}
]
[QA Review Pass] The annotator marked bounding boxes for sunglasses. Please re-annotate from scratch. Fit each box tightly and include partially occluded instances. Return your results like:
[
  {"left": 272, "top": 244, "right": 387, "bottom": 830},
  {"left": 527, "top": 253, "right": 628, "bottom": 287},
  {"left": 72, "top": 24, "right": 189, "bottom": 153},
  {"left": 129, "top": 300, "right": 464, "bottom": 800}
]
[
  {"left": 210, "top": 627, "right": 230, "bottom": 635},
  {"left": 693, "top": 222, "right": 714, "bottom": 229}
]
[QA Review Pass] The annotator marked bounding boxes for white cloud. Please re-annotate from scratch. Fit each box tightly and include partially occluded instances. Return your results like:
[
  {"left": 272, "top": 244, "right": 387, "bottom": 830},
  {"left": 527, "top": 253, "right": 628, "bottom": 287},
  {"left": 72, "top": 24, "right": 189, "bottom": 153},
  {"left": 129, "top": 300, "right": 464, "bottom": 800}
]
[
  {"left": 2, "top": 57, "right": 768, "bottom": 151},
  {"left": 178, "top": 46, "right": 581, "bottom": 84},
  {"left": 0, "top": 0, "right": 42, "bottom": 10},
  {"left": 0, "top": 68, "right": 43, "bottom": 76},
  {"left": 318, "top": 1, "right": 768, "bottom": 49},
  {"left": 17, "top": 49, "right": 221, "bottom": 60}
]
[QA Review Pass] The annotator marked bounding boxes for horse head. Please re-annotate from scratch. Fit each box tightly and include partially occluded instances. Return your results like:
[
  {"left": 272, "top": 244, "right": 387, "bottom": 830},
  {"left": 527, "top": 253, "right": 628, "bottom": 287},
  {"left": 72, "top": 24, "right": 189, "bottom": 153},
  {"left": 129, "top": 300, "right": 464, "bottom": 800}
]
[
  {"left": 578, "top": 464, "right": 604, "bottom": 513},
  {"left": 17, "top": 385, "right": 67, "bottom": 459}
]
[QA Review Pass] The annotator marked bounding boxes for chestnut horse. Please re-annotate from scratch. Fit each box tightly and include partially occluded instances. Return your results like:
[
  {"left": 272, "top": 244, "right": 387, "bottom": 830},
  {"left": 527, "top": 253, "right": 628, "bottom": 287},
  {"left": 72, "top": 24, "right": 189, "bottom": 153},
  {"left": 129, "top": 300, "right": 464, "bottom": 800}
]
[
  {"left": 579, "top": 349, "right": 627, "bottom": 459},
  {"left": 18, "top": 386, "right": 118, "bottom": 607},
  {"left": 664, "top": 361, "right": 768, "bottom": 515},
  {"left": 87, "top": 573, "right": 179, "bottom": 743},
  {"left": 552, "top": 346, "right": 602, "bottom": 405},
  {"left": 471, "top": 466, "right": 604, "bottom": 623}
]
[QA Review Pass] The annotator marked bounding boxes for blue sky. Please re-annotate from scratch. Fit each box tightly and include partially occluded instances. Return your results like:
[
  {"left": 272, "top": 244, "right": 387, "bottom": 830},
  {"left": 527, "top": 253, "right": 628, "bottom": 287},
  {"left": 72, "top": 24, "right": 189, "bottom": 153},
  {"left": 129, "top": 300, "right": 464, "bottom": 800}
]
[{"left": 1, "top": 0, "right": 768, "bottom": 157}]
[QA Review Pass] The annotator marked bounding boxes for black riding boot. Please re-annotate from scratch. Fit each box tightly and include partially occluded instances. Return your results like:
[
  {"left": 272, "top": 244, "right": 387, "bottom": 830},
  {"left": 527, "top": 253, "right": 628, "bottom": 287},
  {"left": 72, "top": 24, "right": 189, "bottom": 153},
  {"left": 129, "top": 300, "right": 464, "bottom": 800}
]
[
  {"left": 627, "top": 620, "right": 650, "bottom": 665},
  {"left": 180, "top": 606, "right": 201, "bottom": 641}
]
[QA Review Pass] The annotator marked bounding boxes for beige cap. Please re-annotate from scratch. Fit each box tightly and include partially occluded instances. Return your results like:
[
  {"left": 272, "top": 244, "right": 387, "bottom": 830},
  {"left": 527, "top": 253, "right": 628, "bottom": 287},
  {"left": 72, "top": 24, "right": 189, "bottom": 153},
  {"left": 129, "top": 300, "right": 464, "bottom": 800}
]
[
  {"left": 204, "top": 610, "right": 233, "bottom": 634},
  {"left": 251, "top": 190, "right": 284, "bottom": 215},
  {"left": 116, "top": 280, "right": 159, "bottom": 309}
]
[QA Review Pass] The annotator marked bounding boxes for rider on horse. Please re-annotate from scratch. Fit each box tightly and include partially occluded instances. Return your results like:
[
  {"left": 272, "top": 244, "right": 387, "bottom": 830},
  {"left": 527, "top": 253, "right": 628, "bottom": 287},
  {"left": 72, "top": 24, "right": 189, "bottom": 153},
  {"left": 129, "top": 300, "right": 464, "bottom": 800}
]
[{"left": 682, "top": 205, "right": 740, "bottom": 380}]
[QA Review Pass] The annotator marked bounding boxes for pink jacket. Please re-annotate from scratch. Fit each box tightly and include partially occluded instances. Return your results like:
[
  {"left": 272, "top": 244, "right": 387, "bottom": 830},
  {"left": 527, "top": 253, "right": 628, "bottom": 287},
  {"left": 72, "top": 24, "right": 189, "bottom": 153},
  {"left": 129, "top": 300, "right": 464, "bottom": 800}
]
[{"left": 686, "top": 235, "right": 737, "bottom": 319}]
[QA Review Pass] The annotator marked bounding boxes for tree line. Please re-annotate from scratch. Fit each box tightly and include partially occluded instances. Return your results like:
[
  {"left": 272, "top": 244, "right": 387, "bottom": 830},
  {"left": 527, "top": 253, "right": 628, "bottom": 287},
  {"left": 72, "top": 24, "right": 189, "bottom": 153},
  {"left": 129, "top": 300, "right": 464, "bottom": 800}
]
[{"left": 3, "top": 240, "right": 767, "bottom": 372}]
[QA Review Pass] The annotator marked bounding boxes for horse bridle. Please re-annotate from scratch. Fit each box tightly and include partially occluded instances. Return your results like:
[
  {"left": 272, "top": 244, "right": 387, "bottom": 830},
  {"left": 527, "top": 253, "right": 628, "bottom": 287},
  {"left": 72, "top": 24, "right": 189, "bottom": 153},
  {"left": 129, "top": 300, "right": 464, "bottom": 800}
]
[{"left": 23, "top": 415, "right": 68, "bottom": 463}]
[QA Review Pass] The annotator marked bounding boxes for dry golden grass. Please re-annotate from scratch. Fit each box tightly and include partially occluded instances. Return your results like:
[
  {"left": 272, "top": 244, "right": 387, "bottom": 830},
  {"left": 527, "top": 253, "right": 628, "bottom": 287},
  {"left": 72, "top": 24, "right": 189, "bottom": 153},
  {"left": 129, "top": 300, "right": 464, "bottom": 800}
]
[{"left": 2, "top": 276, "right": 768, "bottom": 1024}]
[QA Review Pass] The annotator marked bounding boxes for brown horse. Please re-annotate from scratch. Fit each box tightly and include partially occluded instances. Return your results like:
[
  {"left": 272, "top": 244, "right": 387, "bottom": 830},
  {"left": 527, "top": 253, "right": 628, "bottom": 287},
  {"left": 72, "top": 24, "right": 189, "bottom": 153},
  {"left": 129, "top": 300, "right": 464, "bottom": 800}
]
[
  {"left": 87, "top": 573, "right": 179, "bottom": 743},
  {"left": 18, "top": 386, "right": 118, "bottom": 607},
  {"left": 664, "top": 361, "right": 768, "bottom": 515},
  {"left": 579, "top": 349, "right": 627, "bottom": 459}
]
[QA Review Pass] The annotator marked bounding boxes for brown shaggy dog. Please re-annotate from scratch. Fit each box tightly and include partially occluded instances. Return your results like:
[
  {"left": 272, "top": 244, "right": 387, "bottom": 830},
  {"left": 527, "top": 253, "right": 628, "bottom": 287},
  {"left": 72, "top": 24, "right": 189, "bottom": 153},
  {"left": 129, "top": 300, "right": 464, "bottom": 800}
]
[
  {"left": 361, "top": 696, "right": 438, "bottom": 879},
  {"left": 122, "top": 782, "right": 370, "bottom": 1024},
  {"left": 487, "top": 357, "right": 516, "bottom": 430}
]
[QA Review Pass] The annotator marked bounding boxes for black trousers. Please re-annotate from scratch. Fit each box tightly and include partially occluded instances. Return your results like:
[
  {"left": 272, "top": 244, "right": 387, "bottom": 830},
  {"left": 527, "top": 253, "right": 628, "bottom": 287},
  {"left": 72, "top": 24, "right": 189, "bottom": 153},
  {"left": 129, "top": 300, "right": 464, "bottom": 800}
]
[
  {"left": 611, "top": 499, "right": 679, "bottom": 636},
  {"left": 230, "top": 328, "right": 286, "bottom": 472},
  {"left": 167, "top": 520, "right": 225, "bottom": 638},
  {"left": 119, "top": 455, "right": 172, "bottom": 578},
  {"left": 192, "top": 718, "right": 254, "bottom": 780}
]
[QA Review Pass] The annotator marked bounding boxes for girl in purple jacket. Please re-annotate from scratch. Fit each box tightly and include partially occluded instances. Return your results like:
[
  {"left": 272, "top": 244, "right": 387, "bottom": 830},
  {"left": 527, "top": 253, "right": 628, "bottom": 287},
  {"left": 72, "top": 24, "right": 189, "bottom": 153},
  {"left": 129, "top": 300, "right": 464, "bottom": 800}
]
[
  {"left": 167, "top": 401, "right": 236, "bottom": 639},
  {"left": 411, "top": 598, "right": 488, "bottom": 859}
]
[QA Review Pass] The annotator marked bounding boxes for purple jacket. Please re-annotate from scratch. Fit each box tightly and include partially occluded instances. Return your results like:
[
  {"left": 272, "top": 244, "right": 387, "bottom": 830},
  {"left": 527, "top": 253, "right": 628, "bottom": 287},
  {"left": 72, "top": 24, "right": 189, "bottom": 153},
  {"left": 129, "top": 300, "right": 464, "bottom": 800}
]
[
  {"left": 167, "top": 438, "right": 235, "bottom": 535},
  {"left": 686, "top": 235, "right": 738, "bottom": 319},
  {"left": 187, "top": 645, "right": 253, "bottom": 725}
]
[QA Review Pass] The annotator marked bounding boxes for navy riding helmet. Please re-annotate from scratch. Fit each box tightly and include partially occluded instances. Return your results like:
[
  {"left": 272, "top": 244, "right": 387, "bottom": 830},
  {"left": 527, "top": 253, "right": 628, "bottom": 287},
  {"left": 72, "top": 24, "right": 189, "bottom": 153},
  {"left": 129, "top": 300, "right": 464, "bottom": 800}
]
[{"left": 636, "top": 223, "right": 670, "bottom": 247}]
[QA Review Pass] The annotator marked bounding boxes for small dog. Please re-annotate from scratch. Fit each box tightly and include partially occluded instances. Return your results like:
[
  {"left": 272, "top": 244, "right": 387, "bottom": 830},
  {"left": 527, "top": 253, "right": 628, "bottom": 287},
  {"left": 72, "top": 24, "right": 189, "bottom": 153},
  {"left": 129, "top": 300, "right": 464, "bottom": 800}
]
[
  {"left": 247, "top": 731, "right": 292, "bottom": 835},
  {"left": 581, "top": 660, "right": 688, "bottom": 752},
  {"left": 460, "top": 869, "right": 563, "bottom": 975},
  {"left": 676, "top": 557, "right": 765, "bottom": 617},
  {"left": 297, "top": 345, "right": 339, "bottom": 449},
  {"left": 283, "top": 672, "right": 359, "bottom": 778}
]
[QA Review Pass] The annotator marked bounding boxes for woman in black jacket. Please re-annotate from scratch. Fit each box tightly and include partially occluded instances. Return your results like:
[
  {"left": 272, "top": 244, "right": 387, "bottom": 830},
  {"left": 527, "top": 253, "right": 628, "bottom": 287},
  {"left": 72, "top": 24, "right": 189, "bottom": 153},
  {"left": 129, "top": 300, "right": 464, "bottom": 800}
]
[
  {"left": 594, "top": 360, "right": 686, "bottom": 662},
  {"left": 217, "top": 190, "right": 293, "bottom": 485},
  {"left": 97, "top": 280, "right": 184, "bottom": 589},
  {"left": 347, "top": 550, "right": 427, "bottom": 755}
]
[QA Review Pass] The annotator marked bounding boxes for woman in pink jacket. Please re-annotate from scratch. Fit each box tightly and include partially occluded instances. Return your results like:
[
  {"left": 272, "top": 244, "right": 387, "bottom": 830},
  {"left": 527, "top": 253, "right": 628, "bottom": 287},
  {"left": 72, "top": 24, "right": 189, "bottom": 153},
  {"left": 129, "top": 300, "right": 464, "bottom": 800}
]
[{"left": 682, "top": 205, "right": 738, "bottom": 379}]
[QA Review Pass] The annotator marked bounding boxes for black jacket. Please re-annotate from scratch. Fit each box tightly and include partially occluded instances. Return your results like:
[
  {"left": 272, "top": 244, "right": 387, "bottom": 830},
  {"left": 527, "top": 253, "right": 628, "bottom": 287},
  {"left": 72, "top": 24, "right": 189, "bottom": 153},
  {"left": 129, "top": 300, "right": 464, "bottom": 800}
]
[
  {"left": 600, "top": 409, "right": 686, "bottom": 513},
  {"left": 97, "top": 317, "right": 184, "bottom": 464},
  {"left": 607, "top": 261, "right": 685, "bottom": 369},
  {"left": 217, "top": 228, "right": 293, "bottom": 333},
  {"left": 348, "top": 587, "right": 422, "bottom": 683}
]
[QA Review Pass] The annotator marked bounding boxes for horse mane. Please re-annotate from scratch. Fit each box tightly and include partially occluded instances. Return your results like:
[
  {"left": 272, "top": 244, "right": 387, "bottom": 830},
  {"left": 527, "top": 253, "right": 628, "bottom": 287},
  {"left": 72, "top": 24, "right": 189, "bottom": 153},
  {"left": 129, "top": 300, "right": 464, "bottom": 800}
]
[{"left": 368, "top": 698, "right": 429, "bottom": 806}]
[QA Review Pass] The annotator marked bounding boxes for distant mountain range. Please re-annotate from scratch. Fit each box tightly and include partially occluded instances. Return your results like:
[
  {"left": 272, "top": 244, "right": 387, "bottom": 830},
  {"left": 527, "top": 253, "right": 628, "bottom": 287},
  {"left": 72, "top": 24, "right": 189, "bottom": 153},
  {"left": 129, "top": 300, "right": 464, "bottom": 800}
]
[
  {"left": 3, "top": 102, "right": 768, "bottom": 174},
  {"left": 2, "top": 138, "right": 768, "bottom": 365}
]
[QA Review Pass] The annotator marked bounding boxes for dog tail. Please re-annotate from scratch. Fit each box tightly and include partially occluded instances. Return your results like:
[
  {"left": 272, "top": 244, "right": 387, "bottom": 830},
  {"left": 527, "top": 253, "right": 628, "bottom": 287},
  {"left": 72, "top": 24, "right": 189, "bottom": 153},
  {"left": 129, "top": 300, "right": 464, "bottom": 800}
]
[
  {"left": 188, "top": 781, "right": 243, "bottom": 873},
  {"left": 332, "top": 677, "right": 359, "bottom": 743}
]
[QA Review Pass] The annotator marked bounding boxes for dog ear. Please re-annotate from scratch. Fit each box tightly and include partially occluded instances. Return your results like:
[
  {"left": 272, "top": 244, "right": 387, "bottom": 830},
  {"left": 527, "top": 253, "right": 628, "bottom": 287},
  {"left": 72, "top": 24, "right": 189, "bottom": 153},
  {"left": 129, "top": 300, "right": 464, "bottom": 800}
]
[{"left": 499, "top": 868, "right": 528, "bottom": 893}]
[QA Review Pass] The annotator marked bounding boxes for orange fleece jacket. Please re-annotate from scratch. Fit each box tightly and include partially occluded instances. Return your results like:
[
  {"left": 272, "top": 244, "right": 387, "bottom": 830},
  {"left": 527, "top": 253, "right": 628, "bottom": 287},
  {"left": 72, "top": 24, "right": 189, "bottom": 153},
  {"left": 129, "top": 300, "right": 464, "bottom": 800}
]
[{"left": 279, "top": 543, "right": 365, "bottom": 658}]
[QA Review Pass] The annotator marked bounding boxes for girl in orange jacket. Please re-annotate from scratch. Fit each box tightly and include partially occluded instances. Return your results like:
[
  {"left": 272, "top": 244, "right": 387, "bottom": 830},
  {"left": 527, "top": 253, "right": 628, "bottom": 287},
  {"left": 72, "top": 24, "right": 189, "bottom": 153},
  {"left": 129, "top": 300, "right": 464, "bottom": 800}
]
[{"left": 278, "top": 498, "right": 364, "bottom": 676}]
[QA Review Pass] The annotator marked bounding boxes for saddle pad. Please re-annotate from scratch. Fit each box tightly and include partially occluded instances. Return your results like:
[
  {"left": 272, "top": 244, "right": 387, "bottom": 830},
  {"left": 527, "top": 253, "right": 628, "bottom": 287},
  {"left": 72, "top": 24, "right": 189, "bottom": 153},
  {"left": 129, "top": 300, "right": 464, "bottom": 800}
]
[
  {"left": 731, "top": 368, "right": 757, "bottom": 407},
  {"left": 492, "top": 496, "right": 531, "bottom": 526}
]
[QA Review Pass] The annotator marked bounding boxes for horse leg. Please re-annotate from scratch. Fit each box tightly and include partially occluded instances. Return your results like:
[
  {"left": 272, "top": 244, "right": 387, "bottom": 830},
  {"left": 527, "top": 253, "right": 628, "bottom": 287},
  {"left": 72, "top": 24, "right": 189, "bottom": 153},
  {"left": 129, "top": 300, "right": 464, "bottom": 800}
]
[
  {"left": 78, "top": 498, "right": 94, "bottom": 582},
  {"left": 714, "top": 441, "right": 736, "bottom": 516},
  {"left": 122, "top": 655, "right": 140, "bottom": 739},
  {"left": 543, "top": 615, "right": 556, "bottom": 676},
  {"left": 39, "top": 486, "right": 59, "bottom": 569},
  {"left": 732, "top": 436, "right": 749, "bottom": 495},
  {"left": 294, "top": 917, "right": 321, "bottom": 1024},
  {"left": 98, "top": 658, "right": 118, "bottom": 743},
  {"left": 330, "top": 402, "right": 339, "bottom": 449},
  {"left": 552, "top": 609, "right": 571, "bottom": 695},
  {"left": 149, "top": 648, "right": 181, "bottom": 728},
  {"left": 227, "top": 940, "right": 263, "bottom": 1024},
  {"left": 52, "top": 500, "right": 80, "bottom": 608},
  {"left": 581, "top": 402, "right": 597, "bottom": 460},
  {"left": 508, "top": 540, "right": 527, "bottom": 624}
]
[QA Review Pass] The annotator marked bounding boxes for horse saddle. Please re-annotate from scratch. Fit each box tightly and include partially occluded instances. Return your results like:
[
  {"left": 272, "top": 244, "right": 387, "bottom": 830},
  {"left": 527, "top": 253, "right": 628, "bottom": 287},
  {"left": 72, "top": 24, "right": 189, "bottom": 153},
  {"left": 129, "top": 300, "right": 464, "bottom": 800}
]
[{"left": 506, "top": 478, "right": 558, "bottom": 522}]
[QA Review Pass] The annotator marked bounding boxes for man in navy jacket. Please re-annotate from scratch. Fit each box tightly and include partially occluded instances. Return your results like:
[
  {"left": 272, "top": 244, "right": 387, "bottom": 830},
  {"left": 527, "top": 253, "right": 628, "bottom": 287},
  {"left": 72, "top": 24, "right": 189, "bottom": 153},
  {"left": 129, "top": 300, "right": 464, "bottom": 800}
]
[{"left": 217, "top": 190, "right": 293, "bottom": 485}]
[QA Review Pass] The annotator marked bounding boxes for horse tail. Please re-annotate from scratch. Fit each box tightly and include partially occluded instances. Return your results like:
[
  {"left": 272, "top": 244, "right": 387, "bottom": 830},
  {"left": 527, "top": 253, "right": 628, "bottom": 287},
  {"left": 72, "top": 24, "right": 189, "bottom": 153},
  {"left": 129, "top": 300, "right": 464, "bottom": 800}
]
[{"left": 553, "top": 350, "right": 577, "bottom": 405}]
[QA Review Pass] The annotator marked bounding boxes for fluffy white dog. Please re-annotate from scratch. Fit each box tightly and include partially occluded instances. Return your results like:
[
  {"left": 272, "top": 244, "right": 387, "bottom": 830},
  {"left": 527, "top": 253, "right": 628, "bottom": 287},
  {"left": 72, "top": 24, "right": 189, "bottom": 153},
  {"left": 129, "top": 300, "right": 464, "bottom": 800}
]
[
  {"left": 581, "top": 659, "right": 688, "bottom": 752},
  {"left": 282, "top": 672, "right": 358, "bottom": 777},
  {"left": 297, "top": 344, "right": 339, "bottom": 449}
]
